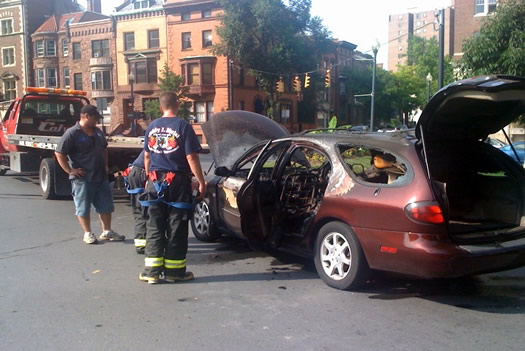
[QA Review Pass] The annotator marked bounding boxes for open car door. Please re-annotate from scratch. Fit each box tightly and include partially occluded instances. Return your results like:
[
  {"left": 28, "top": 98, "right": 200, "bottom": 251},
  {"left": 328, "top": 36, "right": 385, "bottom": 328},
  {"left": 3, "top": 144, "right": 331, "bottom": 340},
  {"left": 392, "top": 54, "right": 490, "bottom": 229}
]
[{"left": 236, "top": 140, "right": 290, "bottom": 248}]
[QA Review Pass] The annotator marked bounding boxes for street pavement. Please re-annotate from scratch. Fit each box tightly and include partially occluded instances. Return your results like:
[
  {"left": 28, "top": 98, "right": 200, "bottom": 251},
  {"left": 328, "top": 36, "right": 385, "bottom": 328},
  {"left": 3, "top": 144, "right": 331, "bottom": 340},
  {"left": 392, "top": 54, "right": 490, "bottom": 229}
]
[{"left": 1, "top": 164, "right": 525, "bottom": 351}]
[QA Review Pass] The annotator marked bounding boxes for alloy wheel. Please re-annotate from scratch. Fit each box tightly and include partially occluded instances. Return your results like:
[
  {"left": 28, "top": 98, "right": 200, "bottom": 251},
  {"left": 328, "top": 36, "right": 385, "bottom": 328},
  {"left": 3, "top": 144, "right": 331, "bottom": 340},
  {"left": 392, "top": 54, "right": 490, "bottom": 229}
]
[
  {"left": 193, "top": 201, "right": 211, "bottom": 236},
  {"left": 320, "top": 231, "right": 352, "bottom": 280}
]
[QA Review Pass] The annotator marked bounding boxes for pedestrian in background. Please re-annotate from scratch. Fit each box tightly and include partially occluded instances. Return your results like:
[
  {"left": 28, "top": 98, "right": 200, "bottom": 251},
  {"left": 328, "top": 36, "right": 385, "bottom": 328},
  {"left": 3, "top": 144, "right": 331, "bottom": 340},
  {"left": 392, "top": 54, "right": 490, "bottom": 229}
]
[
  {"left": 123, "top": 150, "right": 148, "bottom": 254},
  {"left": 55, "top": 104, "right": 125, "bottom": 244},
  {"left": 139, "top": 92, "right": 205, "bottom": 284}
]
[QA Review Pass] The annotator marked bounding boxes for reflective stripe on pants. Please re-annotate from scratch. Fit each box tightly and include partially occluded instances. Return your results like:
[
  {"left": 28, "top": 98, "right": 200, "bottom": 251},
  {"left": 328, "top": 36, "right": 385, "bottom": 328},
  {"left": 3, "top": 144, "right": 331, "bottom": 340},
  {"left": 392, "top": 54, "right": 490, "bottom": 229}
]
[
  {"left": 165, "top": 258, "right": 186, "bottom": 269},
  {"left": 145, "top": 257, "right": 164, "bottom": 267}
]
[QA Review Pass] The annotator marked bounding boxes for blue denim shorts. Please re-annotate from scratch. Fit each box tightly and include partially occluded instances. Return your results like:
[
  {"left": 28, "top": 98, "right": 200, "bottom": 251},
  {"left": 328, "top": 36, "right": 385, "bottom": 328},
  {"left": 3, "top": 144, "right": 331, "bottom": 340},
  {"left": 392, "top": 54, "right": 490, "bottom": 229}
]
[{"left": 71, "top": 179, "right": 114, "bottom": 217}]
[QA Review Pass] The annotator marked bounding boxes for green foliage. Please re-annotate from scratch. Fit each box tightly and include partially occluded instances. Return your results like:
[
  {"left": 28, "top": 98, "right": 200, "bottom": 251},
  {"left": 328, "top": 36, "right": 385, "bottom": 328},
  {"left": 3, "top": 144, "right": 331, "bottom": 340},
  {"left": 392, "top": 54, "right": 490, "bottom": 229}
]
[
  {"left": 459, "top": 0, "right": 525, "bottom": 77},
  {"left": 213, "top": 0, "right": 331, "bottom": 119},
  {"left": 143, "top": 63, "right": 191, "bottom": 120}
]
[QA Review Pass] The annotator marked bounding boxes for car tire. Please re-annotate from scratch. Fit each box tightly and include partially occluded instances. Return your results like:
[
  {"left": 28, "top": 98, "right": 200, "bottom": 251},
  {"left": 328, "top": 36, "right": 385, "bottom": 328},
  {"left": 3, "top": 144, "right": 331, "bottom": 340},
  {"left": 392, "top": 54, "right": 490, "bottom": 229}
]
[
  {"left": 314, "top": 221, "right": 370, "bottom": 290},
  {"left": 0, "top": 168, "right": 7, "bottom": 176},
  {"left": 191, "top": 199, "right": 220, "bottom": 242},
  {"left": 39, "top": 158, "right": 57, "bottom": 200}
]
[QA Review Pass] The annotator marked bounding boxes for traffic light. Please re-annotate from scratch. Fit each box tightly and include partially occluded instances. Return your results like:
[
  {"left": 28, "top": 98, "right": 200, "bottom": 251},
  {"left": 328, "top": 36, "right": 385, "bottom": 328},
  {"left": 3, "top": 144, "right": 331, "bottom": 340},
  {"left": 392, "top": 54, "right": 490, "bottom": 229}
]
[
  {"left": 304, "top": 73, "right": 310, "bottom": 88},
  {"left": 276, "top": 77, "right": 284, "bottom": 93},
  {"left": 325, "top": 69, "right": 331, "bottom": 88},
  {"left": 293, "top": 75, "right": 301, "bottom": 92}
]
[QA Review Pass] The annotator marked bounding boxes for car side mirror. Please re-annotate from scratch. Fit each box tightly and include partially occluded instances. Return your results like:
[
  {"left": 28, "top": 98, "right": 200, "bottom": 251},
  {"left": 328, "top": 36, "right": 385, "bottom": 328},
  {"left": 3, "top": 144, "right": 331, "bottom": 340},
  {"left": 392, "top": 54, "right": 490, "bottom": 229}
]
[{"left": 215, "top": 166, "right": 232, "bottom": 177}]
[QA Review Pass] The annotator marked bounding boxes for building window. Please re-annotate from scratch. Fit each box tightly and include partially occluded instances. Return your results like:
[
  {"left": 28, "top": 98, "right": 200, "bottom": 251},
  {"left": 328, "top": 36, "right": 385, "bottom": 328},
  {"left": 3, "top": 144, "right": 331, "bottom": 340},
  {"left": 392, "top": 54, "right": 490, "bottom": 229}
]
[
  {"left": 476, "top": 0, "right": 497, "bottom": 15},
  {"left": 63, "top": 67, "right": 70, "bottom": 87},
  {"left": 62, "top": 39, "right": 68, "bottom": 57},
  {"left": 202, "top": 63, "right": 213, "bottom": 84},
  {"left": 129, "top": 59, "right": 157, "bottom": 83},
  {"left": 488, "top": 0, "right": 497, "bottom": 13},
  {"left": 134, "top": 0, "right": 153, "bottom": 9},
  {"left": 2, "top": 47, "right": 15, "bottom": 66},
  {"left": 148, "top": 29, "right": 159, "bottom": 49},
  {"left": 45, "top": 40, "right": 56, "bottom": 56},
  {"left": 46, "top": 68, "right": 57, "bottom": 87},
  {"left": 202, "top": 30, "right": 212, "bottom": 48},
  {"left": 36, "top": 40, "right": 44, "bottom": 57},
  {"left": 188, "top": 63, "right": 199, "bottom": 85},
  {"left": 202, "top": 9, "right": 212, "bottom": 18},
  {"left": 91, "top": 70, "right": 112, "bottom": 90},
  {"left": 398, "top": 30, "right": 402, "bottom": 35},
  {"left": 124, "top": 32, "right": 135, "bottom": 51},
  {"left": 182, "top": 32, "right": 191, "bottom": 49},
  {"left": 36, "top": 69, "right": 45, "bottom": 87},
  {"left": 182, "top": 12, "right": 191, "bottom": 20},
  {"left": 92, "top": 39, "right": 109, "bottom": 58},
  {"left": 74, "top": 73, "right": 82, "bottom": 90},
  {"left": 3, "top": 80, "right": 16, "bottom": 100},
  {"left": 194, "top": 101, "right": 213, "bottom": 123},
  {"left": 72, "top": 42, "right": 81, "bottom": 59},
  {"left": 1, "top": 19, "right": 13, "bottom": 35},
  {"left": 280, "top": 103, "right": 291, "bottom": 123}
]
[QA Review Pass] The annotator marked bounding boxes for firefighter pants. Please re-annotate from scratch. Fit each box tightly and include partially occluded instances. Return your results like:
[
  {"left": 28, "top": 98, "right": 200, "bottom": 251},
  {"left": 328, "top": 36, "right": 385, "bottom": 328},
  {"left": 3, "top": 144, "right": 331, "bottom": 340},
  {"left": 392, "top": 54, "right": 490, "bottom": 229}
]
[
  {"left": 143, "top": 173, "right": 192, "bottom": 277},
  {"left": 128, "top": 166, "right": 148, "bottom": 250}
]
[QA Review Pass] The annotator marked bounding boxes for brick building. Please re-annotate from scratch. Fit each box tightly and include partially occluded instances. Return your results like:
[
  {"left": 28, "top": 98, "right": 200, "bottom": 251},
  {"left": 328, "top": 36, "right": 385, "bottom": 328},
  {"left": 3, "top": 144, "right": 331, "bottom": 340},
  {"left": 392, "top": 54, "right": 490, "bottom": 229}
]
[
  {"left": 0, "top": 0, "right": 80, "bottom": 108},
  {"left": 452, "top": 0, "right": 497, "bottom": 60},
  {"left": 387, "top": 6, "right": 454, "bottom": 71},
  {"left": 164, "top": 0, "right": 299, "bottom": 138},
  {"left": 113, "top": 0, "right": 167, "bottom": 135},
  {"left": 31, "top": 9, "right": 114, "bottom": 125}
]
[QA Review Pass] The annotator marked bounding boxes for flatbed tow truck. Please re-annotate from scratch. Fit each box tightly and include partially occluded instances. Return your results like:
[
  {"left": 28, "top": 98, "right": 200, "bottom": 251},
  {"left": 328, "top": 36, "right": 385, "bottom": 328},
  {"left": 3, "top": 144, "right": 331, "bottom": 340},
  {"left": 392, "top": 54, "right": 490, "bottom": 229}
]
[{"left": 0, "top": 87, "right": 143, "bottom": 199}]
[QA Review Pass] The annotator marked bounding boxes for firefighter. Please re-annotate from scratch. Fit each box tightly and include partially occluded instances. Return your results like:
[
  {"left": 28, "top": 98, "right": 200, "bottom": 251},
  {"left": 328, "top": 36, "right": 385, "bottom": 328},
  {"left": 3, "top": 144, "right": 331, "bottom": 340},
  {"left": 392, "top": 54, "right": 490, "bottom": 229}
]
[
  {"left": 138, "top": 92, "right": 205, "bottom": 284},
  {"left": 123, "top": 150, "right": 148, "bottom": 254}
]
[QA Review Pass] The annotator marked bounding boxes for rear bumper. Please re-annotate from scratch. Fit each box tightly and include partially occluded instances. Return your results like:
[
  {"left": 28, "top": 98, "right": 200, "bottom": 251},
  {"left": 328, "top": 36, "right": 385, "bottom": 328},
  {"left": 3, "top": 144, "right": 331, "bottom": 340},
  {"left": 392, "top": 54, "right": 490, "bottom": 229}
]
[{"left": 357, "top": 228, "right": 525, "bottom": 278}]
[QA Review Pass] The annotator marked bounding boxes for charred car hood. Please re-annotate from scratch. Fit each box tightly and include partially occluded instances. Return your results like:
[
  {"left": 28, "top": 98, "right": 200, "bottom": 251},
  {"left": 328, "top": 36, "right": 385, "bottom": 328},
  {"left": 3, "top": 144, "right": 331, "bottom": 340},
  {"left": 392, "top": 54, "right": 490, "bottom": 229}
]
[
  {"left": 416, "top": 75, "right": 525, "bottom": 142},
  {"left": 202, "top": 110, "right": 288, "bottom": 169}
]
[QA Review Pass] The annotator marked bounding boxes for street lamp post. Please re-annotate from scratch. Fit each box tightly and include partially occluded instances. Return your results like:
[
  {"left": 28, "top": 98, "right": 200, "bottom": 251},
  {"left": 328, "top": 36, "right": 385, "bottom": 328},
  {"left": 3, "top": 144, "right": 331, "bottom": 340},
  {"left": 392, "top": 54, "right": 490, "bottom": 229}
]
[
  {"left": 128, "top": 72, "right": 136, "bottom": 137},
  {"left": 426, "top": 73, "right": 433, "bottom": 103}
]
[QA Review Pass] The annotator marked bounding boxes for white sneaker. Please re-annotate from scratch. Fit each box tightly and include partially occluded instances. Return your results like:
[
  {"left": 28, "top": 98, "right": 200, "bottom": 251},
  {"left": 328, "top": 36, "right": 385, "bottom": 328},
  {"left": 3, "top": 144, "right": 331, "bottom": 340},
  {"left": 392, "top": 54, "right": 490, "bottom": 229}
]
[
  {"left": 83, "top": 232, "right": 98, "bottom": 244},
  {"left": 99, "top": 230, "right": 125, "bottom": 241}
]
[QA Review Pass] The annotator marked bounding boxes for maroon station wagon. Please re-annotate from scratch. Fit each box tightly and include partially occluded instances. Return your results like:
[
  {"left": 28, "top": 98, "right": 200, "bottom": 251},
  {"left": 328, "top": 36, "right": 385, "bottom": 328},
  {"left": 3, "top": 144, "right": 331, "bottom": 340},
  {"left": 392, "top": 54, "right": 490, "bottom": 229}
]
[{"left": 191, "top": 75, "right": 525, "bottom": 290}]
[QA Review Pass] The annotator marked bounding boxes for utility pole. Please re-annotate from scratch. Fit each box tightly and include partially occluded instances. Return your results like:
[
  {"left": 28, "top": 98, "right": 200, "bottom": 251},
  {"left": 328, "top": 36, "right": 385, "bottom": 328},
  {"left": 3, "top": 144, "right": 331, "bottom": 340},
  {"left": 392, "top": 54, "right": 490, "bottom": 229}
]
[
  {"left": 437, "top": 9, "right": 445, "bottom": 89},
  {"left": 370, "top": 45, "right": 378, "bottom": 132},
  {"left": 228, "top": 59, "right": 233, "bottom": 110}
]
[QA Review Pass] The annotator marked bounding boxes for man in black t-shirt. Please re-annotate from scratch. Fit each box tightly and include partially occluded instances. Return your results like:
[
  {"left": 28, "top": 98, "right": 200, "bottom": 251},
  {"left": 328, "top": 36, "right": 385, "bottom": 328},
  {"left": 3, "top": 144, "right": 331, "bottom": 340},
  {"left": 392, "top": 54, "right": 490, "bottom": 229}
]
[
  {"left": 139, "top": 92, "right": 205, "bottom": 284},
  {"left": 55, "top": 104, "right": 124, "bottom": 244}
]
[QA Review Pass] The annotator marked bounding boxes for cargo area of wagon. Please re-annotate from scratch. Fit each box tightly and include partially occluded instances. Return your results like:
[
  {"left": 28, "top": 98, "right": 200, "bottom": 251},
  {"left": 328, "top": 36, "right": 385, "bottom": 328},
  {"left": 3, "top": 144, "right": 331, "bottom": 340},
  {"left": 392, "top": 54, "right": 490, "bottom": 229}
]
[{"left": 416, "top": 75, "right": 525, "bottom": 244}]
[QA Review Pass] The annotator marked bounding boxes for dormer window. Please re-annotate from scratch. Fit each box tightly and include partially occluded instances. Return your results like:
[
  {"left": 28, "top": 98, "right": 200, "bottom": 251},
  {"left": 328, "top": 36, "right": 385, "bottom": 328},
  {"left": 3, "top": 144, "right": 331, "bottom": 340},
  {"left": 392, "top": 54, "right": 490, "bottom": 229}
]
[{"left": 134, "top": 0, "right": 154, "bottom": 9}]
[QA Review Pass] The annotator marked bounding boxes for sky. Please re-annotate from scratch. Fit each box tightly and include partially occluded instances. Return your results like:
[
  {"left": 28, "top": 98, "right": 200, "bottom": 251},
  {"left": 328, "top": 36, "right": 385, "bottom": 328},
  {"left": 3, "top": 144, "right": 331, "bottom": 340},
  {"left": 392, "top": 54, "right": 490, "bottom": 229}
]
[{"left": 79, "top": 0, "right": 452, "bottom": 69}]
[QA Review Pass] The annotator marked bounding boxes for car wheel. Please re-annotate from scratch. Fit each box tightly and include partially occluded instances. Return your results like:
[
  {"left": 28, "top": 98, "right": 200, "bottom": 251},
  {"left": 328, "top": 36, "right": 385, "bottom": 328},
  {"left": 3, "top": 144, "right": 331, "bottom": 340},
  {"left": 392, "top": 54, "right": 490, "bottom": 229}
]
[
  {"left": 0, "top": 168, "right": 7, "bottom": 176},
  {"left": 191, "top": 199, "right": 220, "bottom": 242},
  {"left": 314, "top": 221, "right": 370, "bottom": 290},
  {"left": 39, "top": 158, "right": 57, "bottom": 200}
]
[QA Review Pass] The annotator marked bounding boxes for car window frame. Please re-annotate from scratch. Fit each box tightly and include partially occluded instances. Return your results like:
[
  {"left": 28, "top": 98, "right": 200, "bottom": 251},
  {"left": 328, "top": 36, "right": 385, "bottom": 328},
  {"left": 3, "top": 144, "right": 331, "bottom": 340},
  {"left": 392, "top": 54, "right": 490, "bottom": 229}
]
[{"left": 336, "top": 142, "right": 414, "bottom": 187}]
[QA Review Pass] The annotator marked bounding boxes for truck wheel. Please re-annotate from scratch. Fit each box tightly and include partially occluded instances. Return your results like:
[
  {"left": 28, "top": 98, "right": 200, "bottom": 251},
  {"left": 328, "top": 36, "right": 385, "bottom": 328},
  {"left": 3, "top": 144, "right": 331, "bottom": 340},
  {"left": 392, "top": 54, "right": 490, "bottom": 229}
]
[{"left": 40, "top": 158, "right": 57, "bottom": 199}]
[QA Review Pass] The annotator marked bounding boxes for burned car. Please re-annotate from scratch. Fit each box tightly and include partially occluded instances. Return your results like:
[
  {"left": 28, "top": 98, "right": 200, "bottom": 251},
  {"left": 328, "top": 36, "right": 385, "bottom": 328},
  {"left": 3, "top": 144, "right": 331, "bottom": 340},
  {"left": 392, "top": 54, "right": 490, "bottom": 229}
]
[{"left": 191, "top": 76, "right": 525, "bottom": 291}]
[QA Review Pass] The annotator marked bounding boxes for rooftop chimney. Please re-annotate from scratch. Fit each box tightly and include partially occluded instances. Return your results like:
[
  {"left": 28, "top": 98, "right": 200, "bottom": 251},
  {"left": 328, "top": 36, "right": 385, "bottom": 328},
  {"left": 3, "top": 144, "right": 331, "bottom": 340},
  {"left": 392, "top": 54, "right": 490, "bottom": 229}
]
[{"left": 87, "top": 0, "right": 102, "bottom": 13}]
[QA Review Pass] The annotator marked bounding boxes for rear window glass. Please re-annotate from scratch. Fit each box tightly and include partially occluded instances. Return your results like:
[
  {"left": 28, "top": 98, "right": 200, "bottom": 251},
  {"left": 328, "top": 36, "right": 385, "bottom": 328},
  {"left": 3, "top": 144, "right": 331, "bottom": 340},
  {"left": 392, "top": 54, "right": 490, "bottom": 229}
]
[
  {"left": 338, "top": 144, "right": 409, "bottom": 185},
  {"left": 21, "top": 99, "right": 82, "bottom": 121}
]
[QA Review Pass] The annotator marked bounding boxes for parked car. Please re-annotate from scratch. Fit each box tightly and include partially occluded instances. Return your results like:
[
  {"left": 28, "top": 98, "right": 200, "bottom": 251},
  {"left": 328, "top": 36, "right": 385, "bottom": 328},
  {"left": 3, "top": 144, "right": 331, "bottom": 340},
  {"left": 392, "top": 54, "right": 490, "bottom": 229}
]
[
  {"left": 485, "top": 137, "right": 507, "bottom": 149},
  {"left": 500, "top": 141, "right": 524, "bottom": 164},
  {"left": 192, "top": 76, "right": 525, "bottom": 291}
]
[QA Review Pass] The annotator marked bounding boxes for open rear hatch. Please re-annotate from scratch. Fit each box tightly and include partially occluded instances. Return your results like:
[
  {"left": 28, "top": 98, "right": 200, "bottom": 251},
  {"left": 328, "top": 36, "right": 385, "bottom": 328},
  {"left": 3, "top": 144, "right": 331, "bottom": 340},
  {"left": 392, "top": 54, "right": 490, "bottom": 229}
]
[{"left": 416, "top": 75, "right": 525, "bottom": 244}]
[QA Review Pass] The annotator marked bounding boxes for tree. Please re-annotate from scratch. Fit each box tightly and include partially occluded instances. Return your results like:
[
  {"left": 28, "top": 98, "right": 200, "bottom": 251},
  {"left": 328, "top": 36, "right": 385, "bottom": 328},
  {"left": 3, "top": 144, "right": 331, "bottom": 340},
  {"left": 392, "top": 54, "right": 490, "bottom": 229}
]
[
  {"left": 212, "top": 0, "right": 331, "bottom": 119},
  {"left": 143, "top": 63, "right": 192, "bottom": 120},
  {"left": 459, "top": 0, "right": 525, "bottom": 77}
]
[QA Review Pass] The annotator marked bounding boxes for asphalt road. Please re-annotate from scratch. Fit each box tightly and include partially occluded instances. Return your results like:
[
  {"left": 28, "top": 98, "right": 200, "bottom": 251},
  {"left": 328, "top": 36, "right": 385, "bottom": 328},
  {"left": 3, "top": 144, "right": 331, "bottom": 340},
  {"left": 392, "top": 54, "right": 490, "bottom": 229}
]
[{"left": 1, "top": 163, "right": 525, "bottom": 351}]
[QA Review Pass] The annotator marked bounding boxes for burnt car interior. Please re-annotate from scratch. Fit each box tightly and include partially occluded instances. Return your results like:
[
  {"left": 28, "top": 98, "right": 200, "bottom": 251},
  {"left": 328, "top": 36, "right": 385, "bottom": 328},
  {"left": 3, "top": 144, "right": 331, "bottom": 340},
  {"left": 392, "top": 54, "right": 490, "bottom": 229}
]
[
  {"left": 277, "top": 146, "right": 331, "bottom": 236},
  {"left": 426, "top": 142, "right": 525, "bottom": 239},
  {"left": 338, "top": 145, "right": 408, "bottom": 185}
]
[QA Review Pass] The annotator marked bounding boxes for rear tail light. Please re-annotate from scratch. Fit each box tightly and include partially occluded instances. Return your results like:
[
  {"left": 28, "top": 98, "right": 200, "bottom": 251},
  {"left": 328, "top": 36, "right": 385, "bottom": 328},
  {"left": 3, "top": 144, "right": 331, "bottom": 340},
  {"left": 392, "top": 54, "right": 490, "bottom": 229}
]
[{"left": 404, "top": 201, "right": 444, "bottom": 224}]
